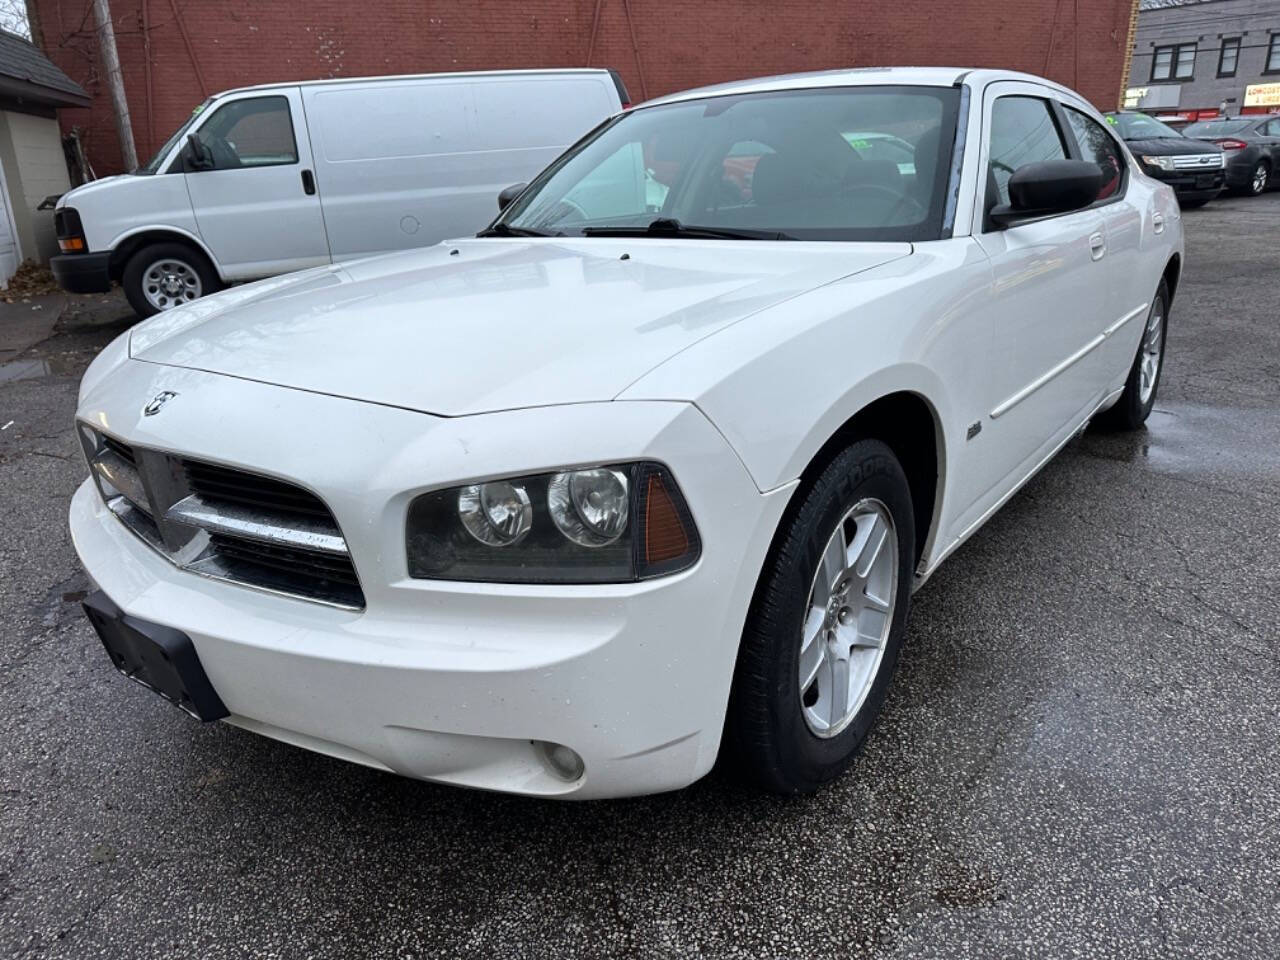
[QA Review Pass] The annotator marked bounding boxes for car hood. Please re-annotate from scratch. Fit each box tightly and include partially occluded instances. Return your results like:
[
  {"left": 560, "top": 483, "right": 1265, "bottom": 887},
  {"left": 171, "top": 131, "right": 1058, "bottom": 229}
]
[
  {"left": 129, "top": 238, "right": 910, "bottom": 416},
  {"left": 1125, "top": 136, "right": 1222, "bottom": 156},
  {"left": 58, "top": 174, "right": 134, "bottom": 207}
]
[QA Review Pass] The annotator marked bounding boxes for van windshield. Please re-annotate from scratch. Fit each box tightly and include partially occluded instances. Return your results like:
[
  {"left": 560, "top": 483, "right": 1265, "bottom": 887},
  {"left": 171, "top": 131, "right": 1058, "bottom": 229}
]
[
  {"left": 136, "top": 99, "right": 213, "bottom": 174},
  {"left": 498, "top": 86, "right": 960, "bottom": 242}
]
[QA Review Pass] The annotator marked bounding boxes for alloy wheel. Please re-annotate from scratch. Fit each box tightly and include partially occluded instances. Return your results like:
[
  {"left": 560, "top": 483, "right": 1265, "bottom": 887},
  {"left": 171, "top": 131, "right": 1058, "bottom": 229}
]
[
  {"left": 1138, "top": 297, "right": 1164, "bottom": 406},
  {"left": 1252, "top": 163, "right": 1268, "bottom": 196},
  {"left": 798, "top": 498, "right": 898, "bottom": 738}
]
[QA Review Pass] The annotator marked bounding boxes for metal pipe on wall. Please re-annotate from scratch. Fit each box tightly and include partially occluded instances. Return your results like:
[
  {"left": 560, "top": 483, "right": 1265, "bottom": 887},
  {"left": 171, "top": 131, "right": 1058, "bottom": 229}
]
[{"left": 90, "top": 0, "right": 139, "bottom": 171}]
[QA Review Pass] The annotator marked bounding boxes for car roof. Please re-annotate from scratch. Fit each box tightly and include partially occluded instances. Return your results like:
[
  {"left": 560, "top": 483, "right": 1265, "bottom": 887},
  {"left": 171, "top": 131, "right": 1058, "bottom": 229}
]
[
  {"left": 638, "top": 67, "right": 1082, "bottom": 109},
  {"left": 213, "top": 68, "right": 617, "bottom": 100}
]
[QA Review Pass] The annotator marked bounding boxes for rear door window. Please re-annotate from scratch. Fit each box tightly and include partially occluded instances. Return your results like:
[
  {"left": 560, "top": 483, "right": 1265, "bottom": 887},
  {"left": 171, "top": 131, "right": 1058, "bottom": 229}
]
[{"left": 1064, "top": 107, "right": 1126, "bottom": 202}]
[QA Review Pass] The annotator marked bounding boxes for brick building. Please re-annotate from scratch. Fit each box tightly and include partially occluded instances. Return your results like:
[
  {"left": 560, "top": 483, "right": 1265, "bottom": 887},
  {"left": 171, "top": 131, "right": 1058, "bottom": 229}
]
[{"left": 28, "top": 0, "right": 1142, "bottom": 176}]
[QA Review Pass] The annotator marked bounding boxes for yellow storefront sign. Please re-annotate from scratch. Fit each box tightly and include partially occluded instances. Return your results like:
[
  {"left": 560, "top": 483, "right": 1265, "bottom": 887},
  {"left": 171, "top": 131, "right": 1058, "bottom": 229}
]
[{"left": 1243, "top": 83, "right": 1280, "bottom": 108}]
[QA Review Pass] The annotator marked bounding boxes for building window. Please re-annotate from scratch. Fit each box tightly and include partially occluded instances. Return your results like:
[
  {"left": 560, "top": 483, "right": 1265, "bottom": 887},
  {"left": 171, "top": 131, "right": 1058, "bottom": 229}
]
[
  {"left": 1152, "top": 42, "right": 1197, "bottom": 81},
  {"left": 1218, "top": 37, "right": 1241, "bottom": 77},
  {"left": 1268, "top": 34, "right": 1280, "bottom": 74}
]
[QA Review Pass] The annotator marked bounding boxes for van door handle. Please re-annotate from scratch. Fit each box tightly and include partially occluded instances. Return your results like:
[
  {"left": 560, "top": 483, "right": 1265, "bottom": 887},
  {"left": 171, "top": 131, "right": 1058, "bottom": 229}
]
[
  {"left": 301, "top": 169, "right": 316, "bottom": 196},
  {"left": 1089, "top": 231, "right": 1106, "bottom": 260}
]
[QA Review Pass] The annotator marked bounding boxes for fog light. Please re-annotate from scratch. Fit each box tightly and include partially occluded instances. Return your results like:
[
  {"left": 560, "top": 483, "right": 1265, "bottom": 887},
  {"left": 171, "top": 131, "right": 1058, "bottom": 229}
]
[{"left": 538, "top": 740, "right": 585, "bottom": 782}]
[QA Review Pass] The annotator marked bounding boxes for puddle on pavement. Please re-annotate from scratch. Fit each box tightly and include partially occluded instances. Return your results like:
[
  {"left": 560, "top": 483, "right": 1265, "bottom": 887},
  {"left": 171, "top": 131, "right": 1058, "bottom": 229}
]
[
  {"left": 0, "top": 355, "right": 79, "bottom": 382},
  {"left": 1079, "top": 404, "right": 1278, "bottom": 482}
]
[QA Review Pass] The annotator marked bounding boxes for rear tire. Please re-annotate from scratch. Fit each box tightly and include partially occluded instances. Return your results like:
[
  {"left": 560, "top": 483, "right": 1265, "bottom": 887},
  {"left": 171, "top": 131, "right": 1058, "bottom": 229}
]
[
  {"left": 122, "top": 242, "right": 222, "bottom": 318},
  {"left": 725, "top": 439, "right": 915, "bottom": 793},
  {"left": 1248, "top": 161, "right": 1270, "bottom": 196},
  {"left": 1096, "top": 279, "right": 1169, "bottom": 431}
]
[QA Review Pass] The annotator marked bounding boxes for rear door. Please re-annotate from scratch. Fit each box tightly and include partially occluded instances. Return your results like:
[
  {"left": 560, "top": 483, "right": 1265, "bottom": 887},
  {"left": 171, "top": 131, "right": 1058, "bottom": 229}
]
[
  {"left": 183, "top": 88, "right": 330, "bottom": 280},
  {"left": 1059, "top": 102, "right": 1149, "bottom": 390},
  {"left": 1259, "top": 118, "right": 1280, "bottom": 185},
  {"left": 971, "top": 84, "right": 1112, "bottom": 494}
]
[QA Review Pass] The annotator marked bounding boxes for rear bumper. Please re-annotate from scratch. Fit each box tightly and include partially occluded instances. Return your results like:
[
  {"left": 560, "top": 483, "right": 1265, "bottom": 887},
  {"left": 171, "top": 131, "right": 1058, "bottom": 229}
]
[{"left": 50, "top": 252, "right": 112, "bottom": 294}]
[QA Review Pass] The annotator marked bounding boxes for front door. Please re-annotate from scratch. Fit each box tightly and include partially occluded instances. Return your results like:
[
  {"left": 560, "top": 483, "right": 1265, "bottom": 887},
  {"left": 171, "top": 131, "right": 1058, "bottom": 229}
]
[
  {"left": 966, "top": 86, "right": 1113, "bottom": 525},
  {"left": 183, "top": 88, "right": 330, "bottom": 280}
]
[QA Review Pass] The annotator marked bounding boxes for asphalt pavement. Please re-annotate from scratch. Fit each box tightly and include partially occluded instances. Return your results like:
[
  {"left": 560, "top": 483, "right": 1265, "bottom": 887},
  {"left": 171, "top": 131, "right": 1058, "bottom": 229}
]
[{"left": 1, "top": 195, "right": 1278, "bottom": 959}]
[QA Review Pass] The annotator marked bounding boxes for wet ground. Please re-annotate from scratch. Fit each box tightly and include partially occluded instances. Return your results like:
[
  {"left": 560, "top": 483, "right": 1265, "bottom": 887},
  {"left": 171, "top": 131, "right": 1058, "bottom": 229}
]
[{"left": 2, "top": 196, "right": 1278, "bottom": 959}]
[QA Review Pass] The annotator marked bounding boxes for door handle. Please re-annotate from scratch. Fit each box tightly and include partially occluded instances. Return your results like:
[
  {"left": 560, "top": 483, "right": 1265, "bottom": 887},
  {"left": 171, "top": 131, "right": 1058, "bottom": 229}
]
[
  {"left": 1089, "top": 231, "right": 1106, "bottom": 261},
  {"left": 1152, "top": 212, "right": 1165, "bottom": 234},
  {"left": 301, "top": 169, "right": 316, "bottom": 196}
]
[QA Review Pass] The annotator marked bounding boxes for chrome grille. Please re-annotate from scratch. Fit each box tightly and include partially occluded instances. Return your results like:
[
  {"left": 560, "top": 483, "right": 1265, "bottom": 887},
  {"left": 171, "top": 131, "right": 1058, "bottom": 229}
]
[
  {"left": 184, "top": 460, "right": 334, "bottom": 519},
  {"left": 1171, "top": 154, "right": 1224, "bottom": 169},
  {"left": 79, "top": 427, "right": 364, "bottom": 609}
]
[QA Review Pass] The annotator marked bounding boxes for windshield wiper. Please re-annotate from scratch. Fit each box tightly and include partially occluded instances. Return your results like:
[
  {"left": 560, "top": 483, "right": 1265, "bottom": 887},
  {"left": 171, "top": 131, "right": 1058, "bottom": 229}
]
[
  {"left": 476, "top": 222, "right": 561, "bottom": 238},
  {"left": 581, "top": 218, "right": 795, "bottom": 241}
]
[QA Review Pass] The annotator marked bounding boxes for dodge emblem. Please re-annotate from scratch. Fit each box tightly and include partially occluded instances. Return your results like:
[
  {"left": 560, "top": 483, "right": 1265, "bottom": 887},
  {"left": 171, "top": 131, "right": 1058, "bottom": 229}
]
[{"left": 143, "top": 391, "right": 178, "bottom": 416}]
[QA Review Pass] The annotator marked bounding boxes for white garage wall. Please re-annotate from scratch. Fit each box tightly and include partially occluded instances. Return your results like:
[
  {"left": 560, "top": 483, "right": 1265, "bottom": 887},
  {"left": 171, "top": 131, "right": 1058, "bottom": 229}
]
[
  {"left": 0, "top": 110, "right": 70, "bottom": 264},
  {"left": 0, "top": 155, "right": 19, "bottom": 288}
]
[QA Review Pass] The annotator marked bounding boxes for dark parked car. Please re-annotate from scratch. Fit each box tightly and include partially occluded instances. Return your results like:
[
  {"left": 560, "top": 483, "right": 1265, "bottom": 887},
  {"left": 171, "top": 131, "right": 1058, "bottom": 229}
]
[
  {"left": 1105, "top": 111, "right": 1225, "bottom": 207},
  {"left": 1183, "top": 116, "right": 1280, "bottom": 197}
]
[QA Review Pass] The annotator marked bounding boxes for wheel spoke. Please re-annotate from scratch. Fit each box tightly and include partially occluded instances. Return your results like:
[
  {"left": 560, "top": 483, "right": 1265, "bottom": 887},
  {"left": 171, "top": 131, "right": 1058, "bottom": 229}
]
[
  {"left": 853, "top": 514, "right": 888, "bottom": 579},
  {"left": 851, "top": 607, "right": 888, "bottom": 649},
  {"left": 799, "top": 609, "right": 827, "bottom": 690},
  {"left": 817, "top": 528, "right": 845, "bottom": 602},
  {"left": 827, "top": 655, "right": 849, "bottom": 727}
]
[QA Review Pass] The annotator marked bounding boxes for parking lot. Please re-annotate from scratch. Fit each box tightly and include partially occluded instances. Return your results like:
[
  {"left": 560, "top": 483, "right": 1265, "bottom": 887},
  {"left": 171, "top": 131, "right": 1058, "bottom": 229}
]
[{"left": 0, "top": 194, "right": 1277, "bottom": 958}]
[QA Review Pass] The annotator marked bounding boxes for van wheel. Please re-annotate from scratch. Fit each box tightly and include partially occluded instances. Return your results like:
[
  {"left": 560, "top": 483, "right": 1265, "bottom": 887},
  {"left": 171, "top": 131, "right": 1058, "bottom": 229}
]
[
  {"left": 725, "top": 439, "right": 915, "bottom": 793},
  {"left": 122, "top": 242, "right": 221, "bottom": 318}
]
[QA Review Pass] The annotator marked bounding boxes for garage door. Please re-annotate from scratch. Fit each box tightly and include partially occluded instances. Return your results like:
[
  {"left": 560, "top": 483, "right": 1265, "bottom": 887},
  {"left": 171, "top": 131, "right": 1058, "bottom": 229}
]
[{"left": 0, "top": 158, "right": 18, "bottom": 287}]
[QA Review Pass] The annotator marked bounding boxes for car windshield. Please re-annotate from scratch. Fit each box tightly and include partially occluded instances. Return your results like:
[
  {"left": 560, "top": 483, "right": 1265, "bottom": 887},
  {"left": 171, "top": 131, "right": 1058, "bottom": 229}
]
[
  {"left": 1183, "top": 119, "right": 1252, "bottom": 138},
  {"left": 499, "top": 86, "right": 960, "bottom": 242},
  {"left": 1109, "top": 113, "right": 1181, "bottom": 140},
  {"left": 135, "top": 98, "right": 213, "bottom": 174}
]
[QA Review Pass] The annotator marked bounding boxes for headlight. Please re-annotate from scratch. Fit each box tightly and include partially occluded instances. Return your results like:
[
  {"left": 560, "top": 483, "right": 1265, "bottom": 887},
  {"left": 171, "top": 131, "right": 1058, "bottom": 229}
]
[
  {"left": 406, "top": 461, "right": 701, "bottom": 583},
  {"left": 1141, "top": 155, "right": 1176, "bottom": 172}
]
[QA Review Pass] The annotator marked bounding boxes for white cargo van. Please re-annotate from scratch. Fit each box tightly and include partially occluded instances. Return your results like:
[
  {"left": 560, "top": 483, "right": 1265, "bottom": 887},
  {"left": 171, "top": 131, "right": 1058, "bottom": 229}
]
[{"left": 51, "top": 68, "right": 628, "bottom": 316}]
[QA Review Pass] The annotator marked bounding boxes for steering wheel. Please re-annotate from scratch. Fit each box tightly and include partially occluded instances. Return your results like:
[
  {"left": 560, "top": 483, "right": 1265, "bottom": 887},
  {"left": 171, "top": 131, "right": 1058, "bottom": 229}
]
[
  {"left": 839, "top": 182, "right": 927, "bottom": 224},
  {"left": 535, "top": 197, "right": 589, "bottom": 228},
  {"left": 207, "top": 137, "right": 242, "bottom": 169}
]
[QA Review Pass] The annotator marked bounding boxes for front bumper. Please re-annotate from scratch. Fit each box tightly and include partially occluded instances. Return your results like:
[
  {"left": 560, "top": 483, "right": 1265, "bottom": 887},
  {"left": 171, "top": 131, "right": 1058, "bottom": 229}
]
[
  {"left": 1147, "top": 169, "right": 1224, "bottom": 199},
  {"left": 70, "top": 364, "right": 791, "bottom": 798},
  {"left": 51, "top": 251, "right": 112, "bottom": 294}
]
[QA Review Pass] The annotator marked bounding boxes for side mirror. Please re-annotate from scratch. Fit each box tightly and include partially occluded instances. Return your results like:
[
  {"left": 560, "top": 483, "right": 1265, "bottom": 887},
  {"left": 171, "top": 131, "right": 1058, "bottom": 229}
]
[
  {"left": 989, "top": 159, "right": 1104, "bottom": 227},
  {"left": 184, "top": 132, "right": 214, "bottom": 171},
  {"left": 497, "top": 182, "right": 527, "bottom": 211}
]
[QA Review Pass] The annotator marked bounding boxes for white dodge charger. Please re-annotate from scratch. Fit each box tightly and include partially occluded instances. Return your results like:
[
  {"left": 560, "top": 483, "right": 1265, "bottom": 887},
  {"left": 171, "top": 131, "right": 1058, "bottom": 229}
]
[{"left": 70, "top": 68, "right": 1183, "bottom": 798}]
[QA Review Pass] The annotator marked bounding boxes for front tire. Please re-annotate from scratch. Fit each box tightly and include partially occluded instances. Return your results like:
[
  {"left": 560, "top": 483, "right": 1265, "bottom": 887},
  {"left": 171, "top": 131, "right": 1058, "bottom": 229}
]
[
  {"left": 122, "top": 242, "right": 222, "bottom": 318},
  {"left": 725, "top": 439, "right": 915, "bottom": 793},
  {"left": 1096, "top": 279, "right": 1169, "bottom": 431}
]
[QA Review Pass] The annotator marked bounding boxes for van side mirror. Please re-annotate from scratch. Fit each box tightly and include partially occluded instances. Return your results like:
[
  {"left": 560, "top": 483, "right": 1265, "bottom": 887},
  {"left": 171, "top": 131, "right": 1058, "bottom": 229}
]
[
  {"left": 497, "top": 182, "right": 527, "bottom": 211},
  {"left": 184, "top": 132, "right": 215, "bottom": 172},
  {"left": 988, "top": 159, "right": 1104, "bottom": 227}
]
